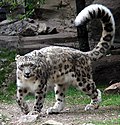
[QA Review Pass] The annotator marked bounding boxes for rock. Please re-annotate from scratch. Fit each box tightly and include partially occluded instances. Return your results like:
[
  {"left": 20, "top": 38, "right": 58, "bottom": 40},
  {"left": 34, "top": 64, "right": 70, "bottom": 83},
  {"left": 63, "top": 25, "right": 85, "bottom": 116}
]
[
  {"left": 17, "top": 114, "right": 39, "bottom": 124},
  {"left": 82, "top": 123, "right": 95, "bottom": 125},
  {"left": 0, "top": 20, "right": 27, "bottom": 35},
  {"left": 0, "top": 19, "right": 58, "bottom": 36},
  {"left": 38, "top": 23, "right": 47, "bottom": 34},
  {"left": 47, "top": 27, "right": 58, "bottom": 34},
  {"left": 21, "top": 23, "right": 38, "bottom": 36},
  {"left": 0, "top": 20, "right": 11, "bottom": 26},
  {"left": 42, "top": 120, "right": 64, "bottom": 125},
  {"left": 104, "top": 82, "right": 120, "bottom": 94},
  {"left": 0, "top": 58, "right": 7, "bottom": 63}
]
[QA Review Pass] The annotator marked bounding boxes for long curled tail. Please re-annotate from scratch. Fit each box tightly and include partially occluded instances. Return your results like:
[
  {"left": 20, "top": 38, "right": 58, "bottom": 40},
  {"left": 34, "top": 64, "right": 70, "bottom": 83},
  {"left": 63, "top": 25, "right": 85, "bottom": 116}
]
[{"left": 74, "top": 4, "right": 115, "bottom": 61}]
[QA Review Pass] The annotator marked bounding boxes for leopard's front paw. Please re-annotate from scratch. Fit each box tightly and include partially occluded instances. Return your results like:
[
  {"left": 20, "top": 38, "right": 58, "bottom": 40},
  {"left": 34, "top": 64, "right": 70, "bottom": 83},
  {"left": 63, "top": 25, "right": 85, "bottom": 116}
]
[
  {"left": 47, "top": 101, "right": 64, "bottom": 114},
  {"left": 46, "top": 107, "right": 60, "bottom": 114},
  {"left": 84, "top": 103, "right": 99, "bottom": 111}
]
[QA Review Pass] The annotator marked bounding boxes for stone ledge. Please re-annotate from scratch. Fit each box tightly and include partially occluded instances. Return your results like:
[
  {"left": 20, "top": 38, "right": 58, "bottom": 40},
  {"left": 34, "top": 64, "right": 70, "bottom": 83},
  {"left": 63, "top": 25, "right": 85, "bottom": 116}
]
[
  {"left": 19, "top": 32, "right": 78, "bottom": 54},
  {"left": 0, "top": 32, "right": 77, "bottom": 54},
  {"left": 0, "top": 35, "right": 19, "bottom": 49}
]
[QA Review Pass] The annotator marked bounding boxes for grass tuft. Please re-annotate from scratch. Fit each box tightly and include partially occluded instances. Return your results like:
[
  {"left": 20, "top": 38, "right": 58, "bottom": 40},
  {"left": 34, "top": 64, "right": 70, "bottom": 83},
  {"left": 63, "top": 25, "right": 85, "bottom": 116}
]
[
  {"left": 0, "top": 49, "right": 16, "bottom": 103},
  {"left": 46, "top": 86, "right": 120, "bottom": 106},
  {"left": 0, "top": 82, "right": 16, "bottom": 103},
  {"left": 91, "top": 117, "right": 120, "bottom": 125}
]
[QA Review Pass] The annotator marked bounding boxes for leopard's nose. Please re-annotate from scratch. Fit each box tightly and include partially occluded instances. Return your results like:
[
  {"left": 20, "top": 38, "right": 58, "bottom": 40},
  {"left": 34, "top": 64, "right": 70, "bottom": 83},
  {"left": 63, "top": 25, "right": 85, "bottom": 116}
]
[
  {"left": 25, "top": 73, "right": 30, "bottom": 76},
  {"left": 24, "top": 72, "right": 30, "bottom": 78}
]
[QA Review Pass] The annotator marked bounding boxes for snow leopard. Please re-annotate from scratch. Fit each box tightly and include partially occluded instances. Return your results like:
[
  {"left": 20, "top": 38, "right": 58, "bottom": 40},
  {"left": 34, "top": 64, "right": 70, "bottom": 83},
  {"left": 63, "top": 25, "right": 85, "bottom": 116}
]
[{"left": 15, "top": 4, "right": 115, "bottom": 115}]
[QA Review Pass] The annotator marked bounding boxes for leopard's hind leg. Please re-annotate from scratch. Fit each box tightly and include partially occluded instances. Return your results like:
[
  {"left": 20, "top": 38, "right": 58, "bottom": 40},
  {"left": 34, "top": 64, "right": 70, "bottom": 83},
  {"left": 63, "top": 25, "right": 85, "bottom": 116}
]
[
  {"left": 76, "top": 77, "right": 102, "bottom": 111},
  {"left": 47, "top": 84, "right": 68, "bottom": 114},
  {"left": 73, "top": 57, "right": 102, "bottom": 111}
]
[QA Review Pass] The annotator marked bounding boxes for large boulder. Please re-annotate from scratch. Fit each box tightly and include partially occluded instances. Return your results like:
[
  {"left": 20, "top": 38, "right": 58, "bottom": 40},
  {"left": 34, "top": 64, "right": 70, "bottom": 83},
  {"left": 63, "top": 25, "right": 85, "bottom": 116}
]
[{"left": 42, "top": 120, "right": 64, "bottom": 125}]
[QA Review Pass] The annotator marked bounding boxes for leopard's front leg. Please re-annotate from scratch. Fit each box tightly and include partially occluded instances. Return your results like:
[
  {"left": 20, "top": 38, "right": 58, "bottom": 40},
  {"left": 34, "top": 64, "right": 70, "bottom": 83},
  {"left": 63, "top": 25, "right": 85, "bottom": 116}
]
[
  {"left": 16, "top": 87, "right": 29, "bottom": 114},
  {"left": 33, "top": 84, "right": 47, "bottom": 114},
  {"left": 47, "top": 84, "right": 67, "bottom": 114}
]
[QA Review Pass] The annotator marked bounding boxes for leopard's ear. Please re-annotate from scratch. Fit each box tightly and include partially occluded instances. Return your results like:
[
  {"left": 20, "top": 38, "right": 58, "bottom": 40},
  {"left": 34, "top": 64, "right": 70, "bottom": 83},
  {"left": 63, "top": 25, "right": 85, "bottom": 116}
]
[{"left": 15, "top": 55, "right": 20, "bottom": 61}]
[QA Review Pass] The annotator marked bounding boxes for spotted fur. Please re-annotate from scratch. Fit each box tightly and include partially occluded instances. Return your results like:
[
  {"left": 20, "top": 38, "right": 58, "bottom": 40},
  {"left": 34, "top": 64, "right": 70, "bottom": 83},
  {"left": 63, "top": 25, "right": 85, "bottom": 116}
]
[{"left": 16, "top": 4, "right": 115, "bottom": 115}]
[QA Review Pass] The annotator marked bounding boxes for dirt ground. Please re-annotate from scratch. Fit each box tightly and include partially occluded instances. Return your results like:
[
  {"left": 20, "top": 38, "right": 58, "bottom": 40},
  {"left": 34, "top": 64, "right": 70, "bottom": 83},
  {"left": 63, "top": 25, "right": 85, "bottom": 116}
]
[{"left": 0, "top": 100, "right": 120, "bottom": 125}]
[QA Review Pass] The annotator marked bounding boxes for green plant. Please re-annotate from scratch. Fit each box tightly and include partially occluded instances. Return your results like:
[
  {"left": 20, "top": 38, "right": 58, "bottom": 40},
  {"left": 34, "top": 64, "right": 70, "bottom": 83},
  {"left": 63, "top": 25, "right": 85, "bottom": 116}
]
[
  {"left": 24, "top": 0, "right": 46, "bottom": 18},
  {"left": 0, "top": 0, "right": 46, "bottom": 19},
  {"left": 0, "top": 49, "right": 16, "bottom": 85},
  {"left": 0, "top": 49, "right": 16, "bottom": 103},
  {"left": 0, "top": 0, "right": 21, "bottom": 9},
  {"left": 91, "top": 117, "right": 120, "bottom": 125},
  {"left": 0, "top": 82, "right": 16, "bottom": 103}
]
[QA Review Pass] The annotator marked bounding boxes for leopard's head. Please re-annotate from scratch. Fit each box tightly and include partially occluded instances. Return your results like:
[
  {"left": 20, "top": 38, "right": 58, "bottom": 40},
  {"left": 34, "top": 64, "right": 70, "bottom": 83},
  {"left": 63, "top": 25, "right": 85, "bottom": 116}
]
[{"left": 15, "top": 55, "right": 38, "bottom": 79}]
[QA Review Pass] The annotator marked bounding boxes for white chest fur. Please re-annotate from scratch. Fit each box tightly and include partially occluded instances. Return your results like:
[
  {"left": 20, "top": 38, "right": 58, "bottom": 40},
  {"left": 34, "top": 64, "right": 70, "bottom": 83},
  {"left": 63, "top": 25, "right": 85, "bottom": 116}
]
[{"left": 17, "top": 77, "right": 40, "bottom": 93}]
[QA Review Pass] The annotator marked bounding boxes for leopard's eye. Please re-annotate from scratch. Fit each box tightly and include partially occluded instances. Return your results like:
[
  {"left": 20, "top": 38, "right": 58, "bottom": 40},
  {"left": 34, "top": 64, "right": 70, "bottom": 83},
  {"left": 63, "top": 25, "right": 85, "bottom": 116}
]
[
  {"left": 18, "top": 64, "right": 24, "bottom": 70},
  {"left": 30, "top": 64, "right": 36, "bottom": 69}
]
